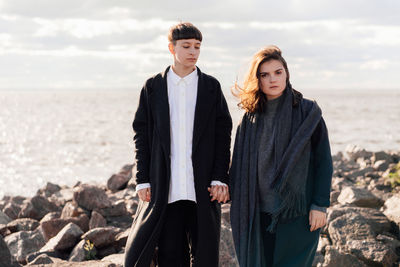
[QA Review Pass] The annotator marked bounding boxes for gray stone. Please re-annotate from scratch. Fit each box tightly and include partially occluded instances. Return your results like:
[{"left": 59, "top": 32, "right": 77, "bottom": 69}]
[
  {"left": 374, "top": 160, "right": 389, "bottom": 171},
  {"left": 89, "top": 210, "right": 107, "bottom": 229},
  {"left": 0, "top": 235, "right": 12, "bottom": 267},
  {"left": 61, "top": 201, "right": 86, "bottom": 219},
  {"left": 0, "top": 210, "right": 12, "bottom": 225},
  {"left": 40, "top": 214, "right": 89, "bottom": 241},
  {"left": 107, "top": 174, "right": 130, "bottom": 192},
  {"left": 345, "top": 145, "right": 373, "bottom": 162},
  {"left": 73, "top": 184, "right": 112, "bottom": 211},
  {"left": 81, "top": 226, "right": 122, "bottom": 248},
  {"left": 337, "top": 186, "right": 383, "bottom": 208},
  {"left": 4, "top": 228, "right": 46, "bottom": 264},
  {"left": 40, "top": 222, "right": 83, "bottom": 252},
  {"left": 27, "top": 254, "right": 54, "bottom": 265},
  {"left": 36, "top": 182, "right": 61, "bottom": 197},
  {"left": 383, "top": 194, "right": 400, "bottom": 227},
  {"left": 101, "top": 253, "right": 124, "bottom": 266},
  {"left": 2, "top": 202, "right": 21, "bottom": 220},
  {"left": 322, "top": 246, "right": 366, "bottom": 267},
  {"left": 97, "top": 200, "right": 128, "bottom": 217},
  {"left": 7, "top": 218, "right": 39, "bottom": 233},
  {"left": 18, "top": 195, "right": 60, "bottom": 221},
  {"left": 372, "top": 151, "right": 393, "bottom": 164},
  {"left": 347, "top": 239, "right": 398, "bottom": 266},
  {"left": 68, "top": 239, "right": 97, "bottom": 262}
]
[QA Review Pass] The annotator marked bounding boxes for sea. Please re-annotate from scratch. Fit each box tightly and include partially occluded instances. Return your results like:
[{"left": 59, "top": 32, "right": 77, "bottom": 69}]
[{"left": 1, "top": 88, "right": 399, "bottom": 199}]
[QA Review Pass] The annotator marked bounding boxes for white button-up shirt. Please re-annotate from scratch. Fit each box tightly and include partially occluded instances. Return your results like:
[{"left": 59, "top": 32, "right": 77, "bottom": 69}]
[{"left": 136, "top": 67, "right": 226, "bottom": 203}]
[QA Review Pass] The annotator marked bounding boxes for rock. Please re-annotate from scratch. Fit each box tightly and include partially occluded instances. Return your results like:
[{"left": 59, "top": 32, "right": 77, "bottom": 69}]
[
  {"left": 372, "top": 151, "right": 393, "bottom": 164},
  {"left": 345, "top": 167, "right": 374, "bottom": 180},
  {"left": 219, "top": 224, "right": 238, "bottom": 267},
  {"left": 337, "top": 186, "right": 383, "bottom": 208},
  {"left": 18, "top": 195, "right": 60, "bottom": 221},
  {"left": 2, "top": 202, "right": 22, "bottom": 220},
  {"left": 37, "top": 182, "right": 61, "bottom": 197},
  {"left": 110, "top": 188, "right": 137, "bottom": 201},
  {"left": 115, "top": 228, "right": 130, "bottom": 249},
  {"left": 25, "top": 250, "right": 65, "bottom": 265},
  {"left": 374, "top": 160, "right": 389, "bottom": 171},
  {"left": 106, "top": 215, "right": 133, "bottom": 229},
  {"left": 0, "top": 223, "right": 11, "bottom": 237},
  {"left": 7, "top": 218, "right": 39, "bottom": 233},
  {"left": 327, "top": 206, "right": 391, "bottom": 238},
  {"left": 97, "top": 246, "right": 118, "bottom": 258},
  {"left": 41, "top": 212, "right": 61, "bottom": 222},
  {"left": 81, "top": 227, "right": 122, "bottom": 248},
  {"left": 40, "top": 214, "right": 89, "bottom": 241},
  {"left": 101, "top": 253, "right": 124, "bottom": 266},
  {"left": 346, "top": 239, "right": 398, "bottom": 266},
  {"left": 345, "top": 145, "right": 373, "bottom": 162},
  {"left": 0, "top": 210, "right": 12, "bottom": 225},
  {"left": 107, "top": 174, "right": 130, "bottom": 192},
  {"left": 73, "top": 184, "right": 112, "bottom": 211},
  {"left": 4, "top": 228, "right": 46, "bottom": 264},
  {"left": 28, "top": 258, "right": 121, "bottom": 266},
  {"left": 68, "top": 239, "right": 97, "bottom": 262},
  {"left": 89, "top": 210, "right": 107, "bottom": 229},
  {"left": 0, "top": 235, "right": 13, "bottom": 266},
  {"left": 383, "top": 194, "right": 400, "bottom": 227},
  {"left": 322, "top": 246, "right": 367, "bottom": 267},
  {"left": 49, "top": 188, "right": 74, "bottom": 206},
  {"left": 97, "top": 200, "right": 128, "bottom": 217},
  {"left": 312, "top": 251, "right": 324, "bottom": 267},
  {"left": 27, "top": 253, "right": 54, "bottom": 265},
  {"left": 125, "top": 199, "right": 138, "bottom": 215},
  {"left": 60, "top": 201, "right": 86, "bottom": 219},
  {"left": 40, "top": 222, "right": 83, "bottom": 252},
  {"left": 330, "top": 190, "right": 340, "bottom": 204}
]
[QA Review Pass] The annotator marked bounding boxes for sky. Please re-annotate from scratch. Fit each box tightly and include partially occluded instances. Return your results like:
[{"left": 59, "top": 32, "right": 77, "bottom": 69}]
[{"left": 1, "top": 0, "right": 400, "bottom": 91}]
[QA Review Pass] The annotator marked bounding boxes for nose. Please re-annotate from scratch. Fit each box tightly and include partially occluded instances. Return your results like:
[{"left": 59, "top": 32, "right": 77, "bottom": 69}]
[{"left": 270, "top": 74, "right": 277, "bottom": 82}]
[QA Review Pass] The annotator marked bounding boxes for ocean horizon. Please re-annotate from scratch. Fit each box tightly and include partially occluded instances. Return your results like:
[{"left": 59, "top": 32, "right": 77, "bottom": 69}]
[{"left": 1, "top": 88, "right": 399, "bottom": 199}]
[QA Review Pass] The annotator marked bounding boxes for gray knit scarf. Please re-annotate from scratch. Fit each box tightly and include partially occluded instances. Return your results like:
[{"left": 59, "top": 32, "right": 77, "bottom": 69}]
[{"left": 230, "top": 85, "right": 322, "bottom": 267}]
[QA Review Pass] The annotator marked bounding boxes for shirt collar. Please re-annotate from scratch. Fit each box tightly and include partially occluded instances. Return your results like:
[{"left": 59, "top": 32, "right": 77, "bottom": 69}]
[{"left": 168, "top": 66, "right": 198, "bottom": 86}]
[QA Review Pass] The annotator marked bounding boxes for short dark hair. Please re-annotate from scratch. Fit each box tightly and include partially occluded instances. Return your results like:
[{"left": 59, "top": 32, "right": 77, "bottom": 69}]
[{"left": 168, "top": 22, "right": 202, "bottom": 45}]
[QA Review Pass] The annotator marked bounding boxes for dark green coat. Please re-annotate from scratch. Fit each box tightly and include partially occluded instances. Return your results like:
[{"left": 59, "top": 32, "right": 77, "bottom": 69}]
[{"left": 230, "top": 93, "right": 333, "bottom": 267}]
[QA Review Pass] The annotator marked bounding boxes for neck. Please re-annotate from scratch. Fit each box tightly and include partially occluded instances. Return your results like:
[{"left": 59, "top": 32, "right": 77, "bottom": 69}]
[{"left": 171, "top": 63, "right": 196, "bottom": 78}]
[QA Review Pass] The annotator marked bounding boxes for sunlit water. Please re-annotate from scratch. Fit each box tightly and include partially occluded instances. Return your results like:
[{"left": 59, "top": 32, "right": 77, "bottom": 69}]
[{"left": 1, "top": 89, "right": 399, "bottom": 199}]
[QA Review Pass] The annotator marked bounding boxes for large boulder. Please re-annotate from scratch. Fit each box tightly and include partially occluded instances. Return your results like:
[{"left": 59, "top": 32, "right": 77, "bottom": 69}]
[
  {"left": 4, "top": 228, "right": 46, "bottom": 264},
  {"left": 107, "top": 174, "right": 130, "bottom": 192},
  {"left": 60, "top": 201, "right": 86, "bottom": 219},
  {"left": 337, "top": 186, "right": 383, "bottom": 208},
  {"left": 36, "top": 182, "right": 61, "bottom": 197},
  {"left": 73, "top": 184, "right": 111, "bottom": 211},
  {"left": 2, "top": 202, "right": 22, "bottom": 220},
  {"left": 39, "top": 223, "right": 83, "bottom": 252}
]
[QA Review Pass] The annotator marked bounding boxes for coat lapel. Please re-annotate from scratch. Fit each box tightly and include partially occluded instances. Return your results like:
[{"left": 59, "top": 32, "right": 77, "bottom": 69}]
[
  {"left": 150, "top": 67, "right": 171, "bottom": 158},
  {"left": 192, "top": 67, "right": 215, "bottom": 154}
]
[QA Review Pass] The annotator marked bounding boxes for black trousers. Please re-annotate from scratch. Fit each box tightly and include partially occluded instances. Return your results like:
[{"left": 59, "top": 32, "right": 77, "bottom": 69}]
[
  {"left": 157, "top": 200, "right": 198, "bottom": 267},
  {"left": 260, "top": 212, "right": 276, "bottom": 266}
]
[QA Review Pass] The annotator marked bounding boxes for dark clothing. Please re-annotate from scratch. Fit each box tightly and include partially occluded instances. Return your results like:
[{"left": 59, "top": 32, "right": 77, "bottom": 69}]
[
  {"left": 260, "top": 213, "right": 276, "bottom": 266},
  {"left": 158, "top": 200, "right": 198, "bottom": 267},
  {"left": 257, "top": 95, "right": 281, "bottom": 212},
  {"left": 230, "top": 87, "right": 333, "bottom": 267},
  {"left": 124, "top": 67, "right": 232, "bottom": 267}
]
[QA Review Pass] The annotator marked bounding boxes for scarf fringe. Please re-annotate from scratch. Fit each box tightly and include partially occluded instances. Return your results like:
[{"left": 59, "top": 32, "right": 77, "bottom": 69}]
[{"left": 266, "top": 184, "right": 308, "bottom": 233}]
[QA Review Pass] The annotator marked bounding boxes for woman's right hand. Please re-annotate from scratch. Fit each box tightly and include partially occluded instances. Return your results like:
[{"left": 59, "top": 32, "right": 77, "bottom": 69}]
[{"left": 137, "top": 188, "right": 151, "bottom": 202}]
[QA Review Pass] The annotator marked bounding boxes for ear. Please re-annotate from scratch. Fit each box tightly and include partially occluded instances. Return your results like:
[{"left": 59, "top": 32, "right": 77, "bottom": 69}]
[{"left": 168, "top": 43, "right": 175, "bottom": 55}]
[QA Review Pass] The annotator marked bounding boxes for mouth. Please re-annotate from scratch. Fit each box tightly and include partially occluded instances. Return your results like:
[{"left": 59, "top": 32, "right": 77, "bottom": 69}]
[
  {"left": 188, "top": 58, "right": 197, "bottom": 61},
  {"left": 270, "top": 86, "right": 279, "bottom": 89}
]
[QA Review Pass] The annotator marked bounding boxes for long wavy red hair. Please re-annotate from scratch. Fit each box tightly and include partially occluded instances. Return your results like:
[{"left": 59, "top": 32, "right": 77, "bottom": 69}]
[{"left": 233, "top": 45, "right": 290, "bottom": 113}]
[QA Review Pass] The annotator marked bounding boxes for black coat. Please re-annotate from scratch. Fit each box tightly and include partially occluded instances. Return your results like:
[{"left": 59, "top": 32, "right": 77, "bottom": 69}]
[{"left": 124, "top": 66, "right": 232, "bottom": 267}]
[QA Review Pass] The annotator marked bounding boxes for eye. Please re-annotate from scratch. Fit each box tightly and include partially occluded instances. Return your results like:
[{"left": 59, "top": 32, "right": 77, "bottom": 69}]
[
  {"left": 276, "top": 70, "right": 282, "bottom": 75},
  {"left": 183, "top": 46, "right": 190, "bottom": 49},
  {"left": 260, "top": 73, "right": 268, "bottom": 78}
]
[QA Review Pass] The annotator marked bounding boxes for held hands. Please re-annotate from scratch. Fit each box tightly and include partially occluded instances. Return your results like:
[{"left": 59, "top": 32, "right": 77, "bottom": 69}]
[
  {"left": 207, "top": 185, "right": 230, "bottom": 203},
  {"left": 137, "top": 188, "right": 151, "bottom": 202},
  {"left": 309, "top": 209, "right": 327, "bottom": 231}
]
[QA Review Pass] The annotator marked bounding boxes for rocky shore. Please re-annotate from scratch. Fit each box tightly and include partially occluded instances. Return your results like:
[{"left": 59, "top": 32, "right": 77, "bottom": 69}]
[{"left": 1, "top": 146, "right": 399, "bottom": 267}]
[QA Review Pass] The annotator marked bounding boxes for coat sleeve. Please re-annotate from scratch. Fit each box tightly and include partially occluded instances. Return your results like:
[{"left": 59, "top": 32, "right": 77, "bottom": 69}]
[
  {"left": 310, "top": 117, "right": 333, "bottom": 208},
  {"left": 211, "top": 82, "right": 233, "bottom": 185},
  {"left": 132, "top": 84, "right": 151, "bottom": 185}
]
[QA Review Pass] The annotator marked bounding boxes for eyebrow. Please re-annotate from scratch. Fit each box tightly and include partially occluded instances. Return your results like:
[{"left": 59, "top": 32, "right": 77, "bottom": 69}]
[{"left": 259, "top": 67, "right": 283, "bottom": 74}]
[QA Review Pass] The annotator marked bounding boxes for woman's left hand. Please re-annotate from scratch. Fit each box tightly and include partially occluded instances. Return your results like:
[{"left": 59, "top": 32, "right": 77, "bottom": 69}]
[{"left": 309, "top": 209, "right": 327, "bottom": 231}]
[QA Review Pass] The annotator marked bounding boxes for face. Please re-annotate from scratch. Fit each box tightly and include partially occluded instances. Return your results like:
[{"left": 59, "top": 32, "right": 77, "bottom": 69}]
[
  {"left": 258, "top": 59, "right": 287, "bottom": 100},
  {"left": 169, "top": 39, "right": 201, "bottom": 69}
]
